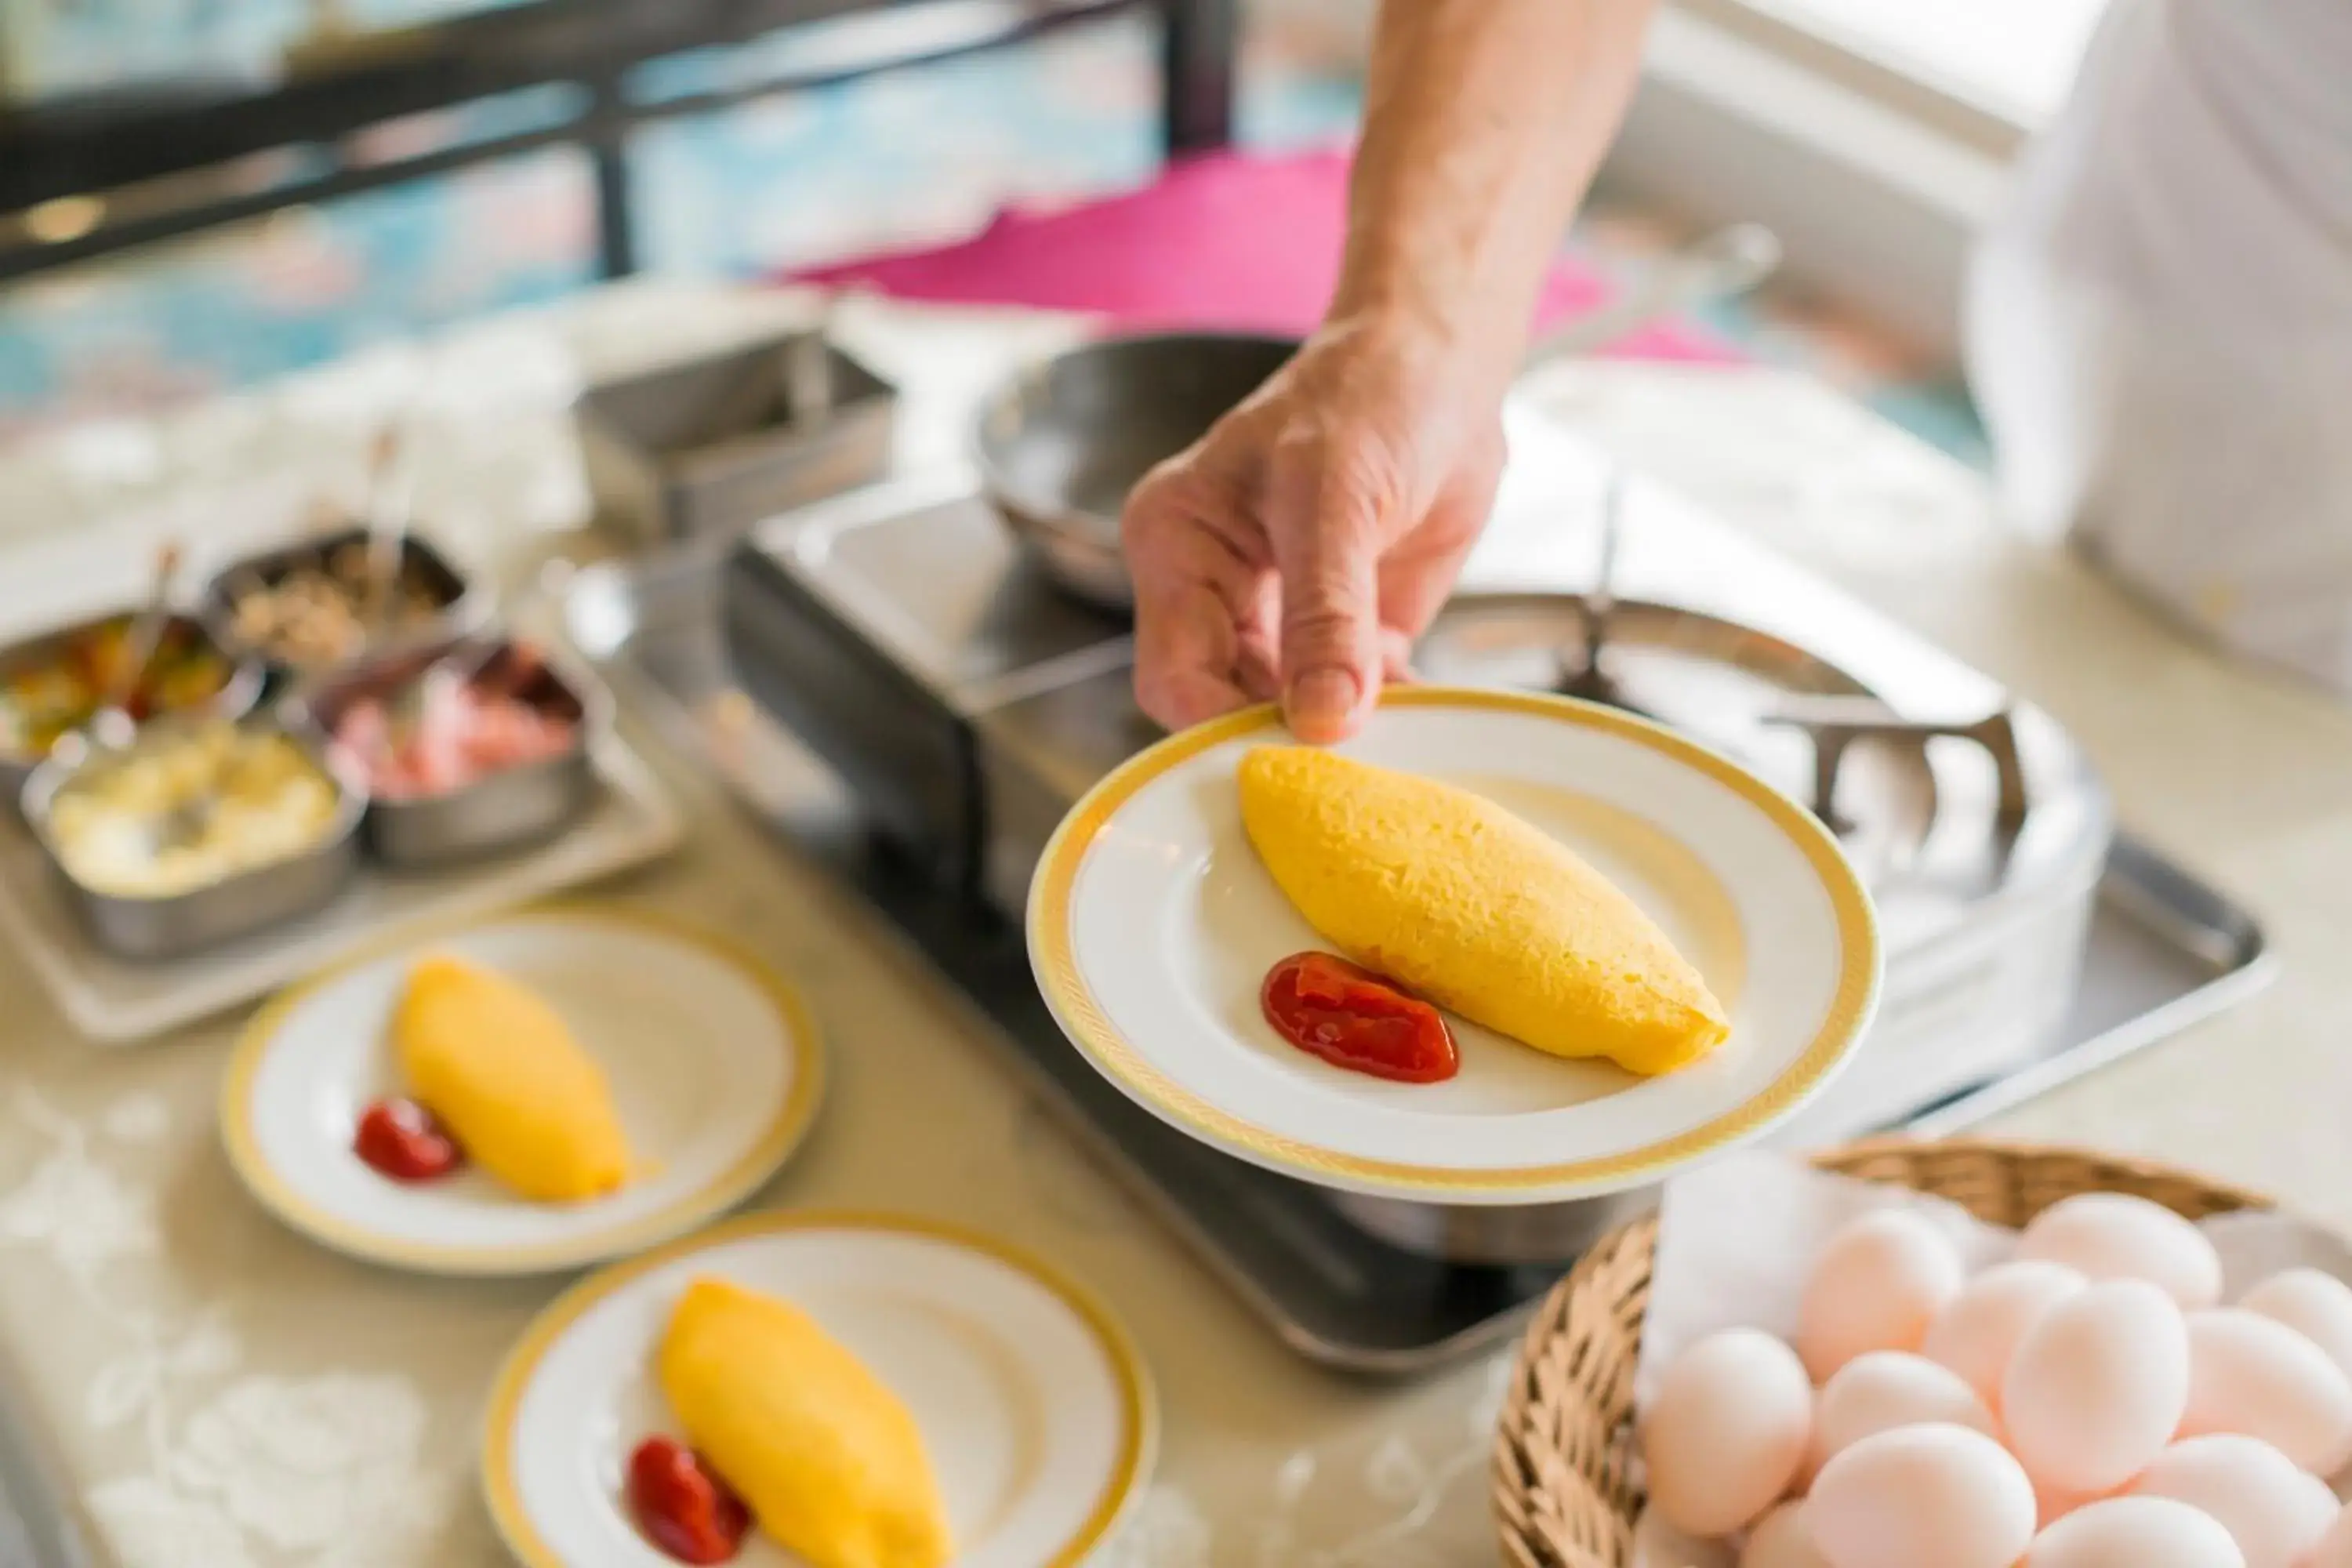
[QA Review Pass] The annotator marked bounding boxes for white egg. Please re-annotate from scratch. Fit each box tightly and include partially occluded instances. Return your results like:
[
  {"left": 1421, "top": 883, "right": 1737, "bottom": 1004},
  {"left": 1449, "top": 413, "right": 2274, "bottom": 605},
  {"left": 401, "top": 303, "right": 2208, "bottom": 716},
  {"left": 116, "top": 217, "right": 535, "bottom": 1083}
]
[
  {"left": 1804, "top": 1423, "right": 2036, "bottom": 1568},
  {"left": 1742, "top": 1501, "right": 1828, "bottom": 1568},
  {"left": 2133, "top": 1436, "right": 2336, "bottom": 1568},
  {"left": 1642, "top": 1328, "right": 1815, "bottom": 1537},
  {"left": 1812, "top": 1352, "right": 1994, "bottom": 1474},
  {"left": 2303, "top": 1502, "right": 2352, "bottom": 1568},
  {"left": 2003, "top": 1279, "right": 2190, "bottom": 1494},
  {"left": 1922, "top": 1260, "right": 2087, "bottom": 1414},
  {"left": 2016, "top": 1192, "right": 2224, "bottom": 1309},
  {"left": 2239, "top": 1269, "right": 2352, "bottom": 1386},
  {"left": 1797, "top": 1210, "right": 1965, "bottom": 1381},
  {"left": 2024, "top": 1497, "right": 2246, "bottom": 1568},
  {"left": 2180, "top": 1308, "right": 2352, "bottom": 1474}
]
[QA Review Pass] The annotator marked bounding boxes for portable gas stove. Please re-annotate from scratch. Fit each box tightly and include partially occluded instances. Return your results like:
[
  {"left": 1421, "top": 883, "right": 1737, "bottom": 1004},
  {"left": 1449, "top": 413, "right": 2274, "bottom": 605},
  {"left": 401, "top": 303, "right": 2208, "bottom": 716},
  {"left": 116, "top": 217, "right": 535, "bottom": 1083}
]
[{"left": 564, "top": 426, "right": 2271, "bottom": 1374}]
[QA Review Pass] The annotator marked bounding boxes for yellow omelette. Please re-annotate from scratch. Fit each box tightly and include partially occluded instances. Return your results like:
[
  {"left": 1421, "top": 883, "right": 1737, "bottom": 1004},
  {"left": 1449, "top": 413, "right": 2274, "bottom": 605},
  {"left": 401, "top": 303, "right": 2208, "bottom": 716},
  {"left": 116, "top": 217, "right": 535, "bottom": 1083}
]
[
  {"left": 1237, "top": 746, "right": 1730, "bottom": 1076},
  {"left": 392, "top": 955, "right": 633, "bottom": 1201},
  {"left": 657, "top": 1277, "right": 953, "bottom": 1568}
]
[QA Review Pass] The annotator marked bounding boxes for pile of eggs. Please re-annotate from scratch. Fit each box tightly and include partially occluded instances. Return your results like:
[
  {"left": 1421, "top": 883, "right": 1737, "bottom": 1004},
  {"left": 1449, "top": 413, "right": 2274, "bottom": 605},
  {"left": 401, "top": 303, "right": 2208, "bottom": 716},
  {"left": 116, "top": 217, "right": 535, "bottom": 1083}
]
[{"left": 1640, "top": 1192, "right": 2352, "bottom": 1568}]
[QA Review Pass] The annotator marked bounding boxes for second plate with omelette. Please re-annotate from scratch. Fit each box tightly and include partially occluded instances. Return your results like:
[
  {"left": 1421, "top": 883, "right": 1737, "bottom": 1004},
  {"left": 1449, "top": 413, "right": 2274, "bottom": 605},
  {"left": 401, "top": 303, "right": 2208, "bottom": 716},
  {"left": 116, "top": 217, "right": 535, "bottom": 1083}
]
[
  {"left": 223, "top": 906, "right": 824, "bottom": 1273},
  {"left": 1028, "top": 687, "right": 1880, "bottom": 1205}
]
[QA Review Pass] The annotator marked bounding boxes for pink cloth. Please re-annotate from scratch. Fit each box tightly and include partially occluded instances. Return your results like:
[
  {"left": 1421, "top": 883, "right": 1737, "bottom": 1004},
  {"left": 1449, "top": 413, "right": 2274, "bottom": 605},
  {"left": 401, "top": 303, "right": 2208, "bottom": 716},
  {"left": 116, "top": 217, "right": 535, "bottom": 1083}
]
[{"left": 791, "top": 149, "right": 1737, "bottom": 360}]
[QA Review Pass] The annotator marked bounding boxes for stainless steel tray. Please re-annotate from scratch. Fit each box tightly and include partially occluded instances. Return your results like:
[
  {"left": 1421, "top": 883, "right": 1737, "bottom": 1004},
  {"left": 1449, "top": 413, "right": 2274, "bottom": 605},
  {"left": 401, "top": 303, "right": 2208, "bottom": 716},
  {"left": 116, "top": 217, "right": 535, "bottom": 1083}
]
[
  {"left": 0, "top": 733, "right": 681, "bottom": 1043},
  {"left": 564, "top": 546, "right": 2279, "bottom": 1374}
]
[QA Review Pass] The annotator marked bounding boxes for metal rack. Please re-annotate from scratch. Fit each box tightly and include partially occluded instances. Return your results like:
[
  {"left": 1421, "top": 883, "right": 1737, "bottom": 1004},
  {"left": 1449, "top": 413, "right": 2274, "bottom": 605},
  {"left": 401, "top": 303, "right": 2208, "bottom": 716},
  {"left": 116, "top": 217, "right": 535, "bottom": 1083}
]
[{"left": 0, "top": 0, "right": 1238, "bottom": 283}]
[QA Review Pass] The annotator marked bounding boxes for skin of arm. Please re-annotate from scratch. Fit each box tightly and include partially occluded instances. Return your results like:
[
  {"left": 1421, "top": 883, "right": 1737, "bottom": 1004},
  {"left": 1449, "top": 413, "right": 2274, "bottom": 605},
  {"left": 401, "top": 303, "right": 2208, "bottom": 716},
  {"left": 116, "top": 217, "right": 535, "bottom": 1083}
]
[
  {"left": 1337, "top": 0, "right": 1657, "bottom": 408},
  {"left": 1123, "top": 0, "right": 1657, "bottom": 740}
]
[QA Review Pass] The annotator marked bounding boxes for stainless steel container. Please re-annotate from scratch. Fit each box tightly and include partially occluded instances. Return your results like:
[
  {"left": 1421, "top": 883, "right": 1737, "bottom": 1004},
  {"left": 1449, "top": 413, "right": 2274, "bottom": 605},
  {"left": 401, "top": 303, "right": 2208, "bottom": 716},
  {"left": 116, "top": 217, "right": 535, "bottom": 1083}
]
[
  {"left": 200, "top": 527, "right": 487, "bottom": 686},
  {"left": 23, "top": 718, "right": 364, "bottom": 960},
  {"left": 0, "top": 609, "right": 264, "bottom": 808},
  {"left": 291, "top": 634, "right": 608, "bottom": 869},
  {"left": 578, "top": 331, "right": 898, "bottom": 546}
]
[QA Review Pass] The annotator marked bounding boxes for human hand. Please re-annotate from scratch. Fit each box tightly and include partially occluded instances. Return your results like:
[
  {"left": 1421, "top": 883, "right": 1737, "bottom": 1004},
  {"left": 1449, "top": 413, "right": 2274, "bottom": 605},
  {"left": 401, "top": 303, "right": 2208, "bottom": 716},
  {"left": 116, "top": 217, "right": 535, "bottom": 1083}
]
[{"left": 1121, "top": 317, "right": 1508, "bottom": 742}]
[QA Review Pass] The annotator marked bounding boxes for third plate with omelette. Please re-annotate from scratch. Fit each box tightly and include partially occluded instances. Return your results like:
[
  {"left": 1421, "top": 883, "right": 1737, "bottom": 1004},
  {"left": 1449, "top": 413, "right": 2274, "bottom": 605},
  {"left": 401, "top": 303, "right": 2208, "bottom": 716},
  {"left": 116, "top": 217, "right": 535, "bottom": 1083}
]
[
  {"left": 1028, "top": 686, "right": 1879, "bottom": 1205},
  {"left": 482, "top": 1212, "right": 1152, "bottom": 1568}
]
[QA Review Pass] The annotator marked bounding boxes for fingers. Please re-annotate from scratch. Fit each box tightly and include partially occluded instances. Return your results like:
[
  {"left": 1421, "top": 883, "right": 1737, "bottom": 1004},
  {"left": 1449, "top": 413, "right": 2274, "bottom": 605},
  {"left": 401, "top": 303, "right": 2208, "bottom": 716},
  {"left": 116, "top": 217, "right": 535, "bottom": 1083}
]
[
  {"left": 1235, "top": 575, "right": 1283, "bottom": 702},
  {"left": 1377, "top": 419, "right": 1504, "bottom": 642},
  {"left": 1379, "top": 626, "right": 1417, "bottom": 684},
  {"left": 1132, "top": 583, "right": 1253, "bottom": 730},
  {"left": 1123, "top": 383, "right": 1499, "bottom": 742},
  {"left": 1123, "top": 459, "right": 1270, "bottom": 731},
  {"left": 1266, "top": 435, "right": 1389, "bottom": 743}
]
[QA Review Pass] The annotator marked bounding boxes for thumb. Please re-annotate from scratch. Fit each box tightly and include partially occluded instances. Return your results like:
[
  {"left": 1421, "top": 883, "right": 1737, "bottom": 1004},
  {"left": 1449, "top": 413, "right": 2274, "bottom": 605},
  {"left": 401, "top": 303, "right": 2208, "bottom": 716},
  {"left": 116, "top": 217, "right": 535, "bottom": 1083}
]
[{"left": 1267, "top": 441, "right": 1385, "bottom": 743}]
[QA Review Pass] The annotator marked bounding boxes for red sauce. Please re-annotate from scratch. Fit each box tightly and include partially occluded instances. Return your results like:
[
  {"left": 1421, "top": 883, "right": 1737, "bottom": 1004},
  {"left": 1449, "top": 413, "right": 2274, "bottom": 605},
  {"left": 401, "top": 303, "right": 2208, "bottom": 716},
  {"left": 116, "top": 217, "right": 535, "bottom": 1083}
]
[
  {"left": 352, "top": 1098, "right": 463, "bottom": 1181},
  {"left": 1261, "top": 952, "right": 1460, "bottom": 1083},
  {"left": 627, "top": 1436, "right": 752, "bottom": 1565}
]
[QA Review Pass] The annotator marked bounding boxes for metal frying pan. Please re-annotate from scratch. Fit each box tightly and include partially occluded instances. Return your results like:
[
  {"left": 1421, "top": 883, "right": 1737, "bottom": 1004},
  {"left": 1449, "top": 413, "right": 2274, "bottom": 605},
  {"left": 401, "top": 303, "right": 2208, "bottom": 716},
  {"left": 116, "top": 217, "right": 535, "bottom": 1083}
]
[{"left": 971, "top": 223, "right": 1783, "bottom": 611}]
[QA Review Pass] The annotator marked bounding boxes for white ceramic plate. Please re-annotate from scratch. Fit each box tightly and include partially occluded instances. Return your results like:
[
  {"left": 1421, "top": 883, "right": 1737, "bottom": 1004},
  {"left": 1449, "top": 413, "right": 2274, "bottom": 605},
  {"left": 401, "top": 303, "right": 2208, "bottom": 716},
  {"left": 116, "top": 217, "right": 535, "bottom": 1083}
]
[
  {"left": 222, "top": 906, "right": 824, "bottom": 1274},
  {"left": 482, "top": 1211, "right": 1154, "bottom": 1568},
  {"left": 1028, "top": 687, "right": 1880, "bottom": 1206}
]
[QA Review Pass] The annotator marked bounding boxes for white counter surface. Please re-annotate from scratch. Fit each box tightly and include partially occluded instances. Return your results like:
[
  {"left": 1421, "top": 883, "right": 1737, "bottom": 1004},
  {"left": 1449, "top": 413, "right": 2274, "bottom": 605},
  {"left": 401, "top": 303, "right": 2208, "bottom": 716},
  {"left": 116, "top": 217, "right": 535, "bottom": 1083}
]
[{"left": 0, "top": 281, "right": 2343, "bottom": 1568}]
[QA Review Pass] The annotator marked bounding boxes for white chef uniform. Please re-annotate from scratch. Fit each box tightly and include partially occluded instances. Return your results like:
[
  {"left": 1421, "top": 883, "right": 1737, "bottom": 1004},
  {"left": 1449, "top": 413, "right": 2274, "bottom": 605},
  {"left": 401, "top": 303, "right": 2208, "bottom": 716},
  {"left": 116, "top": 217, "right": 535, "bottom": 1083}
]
[{"left": 1966, "top": 0, "right": 2352, "bottom": 691}]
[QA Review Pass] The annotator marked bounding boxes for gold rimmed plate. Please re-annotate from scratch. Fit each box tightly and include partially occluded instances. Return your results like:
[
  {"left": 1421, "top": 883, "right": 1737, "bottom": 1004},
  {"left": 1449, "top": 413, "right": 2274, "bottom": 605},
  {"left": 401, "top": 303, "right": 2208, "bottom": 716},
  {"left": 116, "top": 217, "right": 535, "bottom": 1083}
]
[
  {"left": 1026, "top": 686, "right": 1880, "bottom": 1205},
  {"left": 222, "top": 905, "right": 824, "bottom": 1275},
  {"left": 481, "top": 1210, "right": 1156, "bottom": 1568}
]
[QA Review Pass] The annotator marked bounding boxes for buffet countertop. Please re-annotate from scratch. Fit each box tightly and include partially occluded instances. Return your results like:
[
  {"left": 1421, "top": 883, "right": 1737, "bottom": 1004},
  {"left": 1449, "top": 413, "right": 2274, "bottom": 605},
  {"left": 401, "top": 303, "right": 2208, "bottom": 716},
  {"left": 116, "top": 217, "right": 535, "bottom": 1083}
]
[{"left": 0, "top": 280, "right": 2347, "bottom": 1568}]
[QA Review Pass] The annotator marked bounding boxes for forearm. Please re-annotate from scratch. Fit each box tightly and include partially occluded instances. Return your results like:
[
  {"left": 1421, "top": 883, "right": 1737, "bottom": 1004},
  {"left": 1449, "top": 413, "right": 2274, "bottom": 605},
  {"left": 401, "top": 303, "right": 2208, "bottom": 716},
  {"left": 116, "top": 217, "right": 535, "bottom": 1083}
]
[{"left": 1329, "top": 0, "right": 1656, "bottom": 390}]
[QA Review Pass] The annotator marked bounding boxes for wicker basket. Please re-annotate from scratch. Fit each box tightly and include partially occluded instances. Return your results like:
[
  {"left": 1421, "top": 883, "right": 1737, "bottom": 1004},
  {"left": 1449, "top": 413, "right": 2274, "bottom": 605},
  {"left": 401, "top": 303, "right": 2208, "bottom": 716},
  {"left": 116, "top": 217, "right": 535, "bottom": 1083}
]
[{"left": 1490, "top": 1137, "right": 2273, "bottom": 1568}]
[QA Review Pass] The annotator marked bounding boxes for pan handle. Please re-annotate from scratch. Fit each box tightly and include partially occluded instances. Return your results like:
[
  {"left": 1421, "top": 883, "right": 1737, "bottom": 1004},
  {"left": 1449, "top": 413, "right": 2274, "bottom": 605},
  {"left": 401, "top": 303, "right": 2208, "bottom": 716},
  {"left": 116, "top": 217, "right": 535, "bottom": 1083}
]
[
  {"left": 1517, "top": 223, "right": 1781, "bottom": 373},
  {"left": 1762, "top": 696, "right": 2031, "bottom": 833}
]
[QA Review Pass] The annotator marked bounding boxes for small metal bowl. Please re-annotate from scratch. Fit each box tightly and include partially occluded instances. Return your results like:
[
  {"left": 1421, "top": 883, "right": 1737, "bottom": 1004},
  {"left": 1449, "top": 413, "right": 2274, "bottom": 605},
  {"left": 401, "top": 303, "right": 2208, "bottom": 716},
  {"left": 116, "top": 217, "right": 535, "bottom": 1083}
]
[
  {"left": 0, "top": 609, "right": 264, "bottom": 809},
  {"left": 200, "top": 527, "right": 488, "bottom": 687},
  {"left": 23, "top": 717, "right": 363, "bottom": 961},
  {"left": 291, "top": 634, "right": 608, "bottom": 869},
  {"left": 971, "top": 332, "right": 1298, "bottom": 610}
]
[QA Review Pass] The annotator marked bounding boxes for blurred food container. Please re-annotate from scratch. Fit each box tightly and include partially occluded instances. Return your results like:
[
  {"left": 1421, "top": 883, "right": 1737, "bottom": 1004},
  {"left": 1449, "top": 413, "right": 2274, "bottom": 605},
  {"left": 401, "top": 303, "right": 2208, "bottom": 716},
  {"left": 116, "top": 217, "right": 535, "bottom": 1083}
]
[
  {"left": 296, "top": 633, "right": 606, "bottom": 869},
  {"left": 576, "top": 331, "right": 898, "bottom": 546},
  {"left": 201, "top": 527, "right": 488, "bottom": 686},
  {"left": 0, "top": 609, "right": 263, "bottom": 809},
  {"left": 24, "top": 717, "right": 362, "bottom": 960}
]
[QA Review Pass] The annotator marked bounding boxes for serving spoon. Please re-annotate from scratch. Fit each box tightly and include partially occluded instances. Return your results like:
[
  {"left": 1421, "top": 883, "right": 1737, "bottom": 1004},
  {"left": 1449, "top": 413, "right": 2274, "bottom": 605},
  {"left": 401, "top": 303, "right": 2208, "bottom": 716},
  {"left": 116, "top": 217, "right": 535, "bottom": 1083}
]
[
  {"left": 89, "top": 539, "right": 183, "bottom": 750},
  {"left": 360, "top": 425, "right": 414, "bottom": 635}
]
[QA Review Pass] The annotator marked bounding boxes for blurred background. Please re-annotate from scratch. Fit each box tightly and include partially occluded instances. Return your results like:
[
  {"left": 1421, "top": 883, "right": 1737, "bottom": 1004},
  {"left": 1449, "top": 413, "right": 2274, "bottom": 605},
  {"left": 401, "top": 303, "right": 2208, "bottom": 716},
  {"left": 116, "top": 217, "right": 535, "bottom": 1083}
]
[{"left": 0, "top": 0, "right": 2109, "bottom": 459}]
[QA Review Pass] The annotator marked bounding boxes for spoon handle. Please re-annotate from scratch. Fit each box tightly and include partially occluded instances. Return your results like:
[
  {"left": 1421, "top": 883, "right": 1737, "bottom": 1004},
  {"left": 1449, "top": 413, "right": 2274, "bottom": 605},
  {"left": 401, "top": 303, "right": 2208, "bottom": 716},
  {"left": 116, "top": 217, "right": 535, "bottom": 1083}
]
[
  {"left": 97, "top": 539, "right": 183, "bottom": 743},
  {"left": 362, "top": 426, "right": 413, "bottom": 631}
]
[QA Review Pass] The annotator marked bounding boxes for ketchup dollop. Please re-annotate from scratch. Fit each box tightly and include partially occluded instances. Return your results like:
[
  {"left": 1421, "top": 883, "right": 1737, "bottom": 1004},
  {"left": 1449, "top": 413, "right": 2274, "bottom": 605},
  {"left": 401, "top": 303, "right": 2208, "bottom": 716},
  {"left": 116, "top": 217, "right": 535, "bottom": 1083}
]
[
  {"left": 1260, "top": 952, "right": 1460, "bottom": 1083},
  {"left": 627, "top": 1436, "right": 752, "bottom": 1565},
  {"left": 351, "top": 1098, "right": 463, "bottom": 1181}
]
